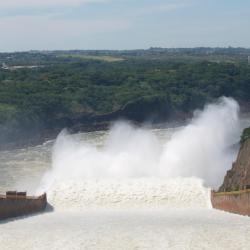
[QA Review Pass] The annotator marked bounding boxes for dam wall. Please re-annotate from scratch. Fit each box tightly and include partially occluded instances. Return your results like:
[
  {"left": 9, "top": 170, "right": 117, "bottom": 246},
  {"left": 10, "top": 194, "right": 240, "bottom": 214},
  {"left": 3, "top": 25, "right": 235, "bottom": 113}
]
[
  {"left": 0, "top": 193, "right": 47, "bottom": 220},
  {"left": 211, "top": 190, "right": 250, "bottom": 216}
]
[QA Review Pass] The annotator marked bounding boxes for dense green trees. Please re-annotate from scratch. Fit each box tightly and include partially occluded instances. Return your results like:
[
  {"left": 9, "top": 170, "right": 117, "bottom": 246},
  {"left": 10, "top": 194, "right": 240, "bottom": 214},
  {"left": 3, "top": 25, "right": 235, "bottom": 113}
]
[{"left": 0, "top": 50, "right": 250, "bottom": 147}]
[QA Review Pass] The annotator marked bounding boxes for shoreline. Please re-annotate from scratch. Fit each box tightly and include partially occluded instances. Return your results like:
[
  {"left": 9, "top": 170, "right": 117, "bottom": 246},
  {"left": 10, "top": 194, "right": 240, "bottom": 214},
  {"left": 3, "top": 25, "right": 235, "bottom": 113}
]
[{"left": 1, "top": 108, "right": 249, "bottom": 152}]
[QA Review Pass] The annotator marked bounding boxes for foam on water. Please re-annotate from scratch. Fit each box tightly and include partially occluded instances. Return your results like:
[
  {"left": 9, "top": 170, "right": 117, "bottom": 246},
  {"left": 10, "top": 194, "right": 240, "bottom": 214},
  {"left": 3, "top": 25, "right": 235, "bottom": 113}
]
[
  {"left": 1, "top": 207, "right": 250, "bottom": 250},
  {"left": 48, "top": 177, "right": 211, "bottom": 210}
]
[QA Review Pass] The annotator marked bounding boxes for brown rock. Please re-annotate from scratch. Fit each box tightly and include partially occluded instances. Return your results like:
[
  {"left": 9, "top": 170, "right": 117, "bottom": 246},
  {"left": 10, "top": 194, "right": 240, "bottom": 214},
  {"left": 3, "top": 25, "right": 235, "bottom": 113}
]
[{"left": 219, "top": 138, "right": 250, "bottom": 192}]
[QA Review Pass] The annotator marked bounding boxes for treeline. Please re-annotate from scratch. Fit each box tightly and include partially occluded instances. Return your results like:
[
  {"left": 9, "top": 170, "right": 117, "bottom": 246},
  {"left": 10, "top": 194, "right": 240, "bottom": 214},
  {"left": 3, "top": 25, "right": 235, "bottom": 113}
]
[{"left": 0, "top": 52, "right": 250, "bottom": 148}]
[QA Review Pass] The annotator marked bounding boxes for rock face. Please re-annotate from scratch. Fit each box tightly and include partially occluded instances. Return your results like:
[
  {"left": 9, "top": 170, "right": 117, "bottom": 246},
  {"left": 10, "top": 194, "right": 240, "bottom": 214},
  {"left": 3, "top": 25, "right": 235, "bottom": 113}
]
[{"left": 219, "top": 128, "right": 250, "bottom": 192}]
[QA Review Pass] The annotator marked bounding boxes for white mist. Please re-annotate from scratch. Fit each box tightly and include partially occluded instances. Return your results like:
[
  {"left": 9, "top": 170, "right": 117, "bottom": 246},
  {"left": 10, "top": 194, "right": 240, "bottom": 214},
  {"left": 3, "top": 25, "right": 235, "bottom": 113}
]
[{"left": 38, "top": 97, "right": 240, "bottom": 199}]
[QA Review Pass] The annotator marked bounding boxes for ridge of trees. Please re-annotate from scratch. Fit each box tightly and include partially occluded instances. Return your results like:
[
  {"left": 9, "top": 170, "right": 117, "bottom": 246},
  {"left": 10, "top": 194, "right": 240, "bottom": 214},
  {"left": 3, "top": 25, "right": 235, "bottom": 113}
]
[{"left": 0, "top": 50, "right": 250, "bottom": 148}]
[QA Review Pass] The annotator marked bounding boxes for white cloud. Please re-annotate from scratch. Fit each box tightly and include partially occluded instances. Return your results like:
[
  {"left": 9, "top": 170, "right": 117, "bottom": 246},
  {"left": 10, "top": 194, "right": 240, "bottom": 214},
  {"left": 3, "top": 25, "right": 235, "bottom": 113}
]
[
  {"left": 0, "top": 15, "right": 130, "bottom": 51},
  {"left": 0, "top": 0, "right": 109, "bottom": 8},
  {"left": 0, "top": 15, "right": 129, "bottom": 34}
]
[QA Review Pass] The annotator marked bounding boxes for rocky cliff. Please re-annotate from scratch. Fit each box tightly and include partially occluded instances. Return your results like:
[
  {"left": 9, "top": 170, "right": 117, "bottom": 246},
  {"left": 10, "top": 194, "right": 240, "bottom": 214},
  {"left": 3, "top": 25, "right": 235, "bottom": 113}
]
[{"left": 219, "top": 127, "right": 250, "bottom": 192}]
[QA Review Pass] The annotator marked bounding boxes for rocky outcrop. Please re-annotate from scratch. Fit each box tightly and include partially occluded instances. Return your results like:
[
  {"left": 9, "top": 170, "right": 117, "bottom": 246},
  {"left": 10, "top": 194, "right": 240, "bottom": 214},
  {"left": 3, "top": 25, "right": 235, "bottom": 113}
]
[{"left": 219, "top": 127, "right": 250, "bottom": 192}]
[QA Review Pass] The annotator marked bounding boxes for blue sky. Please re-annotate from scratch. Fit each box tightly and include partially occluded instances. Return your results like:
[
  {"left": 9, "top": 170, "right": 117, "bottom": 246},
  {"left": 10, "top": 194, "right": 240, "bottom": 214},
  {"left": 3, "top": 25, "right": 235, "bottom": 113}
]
[{"left": 0, "top": 0, "right": 250, "bottom": 51}]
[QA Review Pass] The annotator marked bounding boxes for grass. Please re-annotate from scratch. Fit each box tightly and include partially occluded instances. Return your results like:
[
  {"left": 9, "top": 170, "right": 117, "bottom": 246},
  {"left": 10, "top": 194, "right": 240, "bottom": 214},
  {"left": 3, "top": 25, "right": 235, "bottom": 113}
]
[{"left": 59, "top": 54, "right": 125, "bottom": 62}]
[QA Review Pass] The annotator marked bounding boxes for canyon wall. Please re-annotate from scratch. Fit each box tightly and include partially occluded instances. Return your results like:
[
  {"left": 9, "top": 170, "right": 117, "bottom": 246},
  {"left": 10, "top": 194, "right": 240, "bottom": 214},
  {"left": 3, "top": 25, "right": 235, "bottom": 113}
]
[{"left": 219, "top": 128, "right": 250, "bottom": 192}]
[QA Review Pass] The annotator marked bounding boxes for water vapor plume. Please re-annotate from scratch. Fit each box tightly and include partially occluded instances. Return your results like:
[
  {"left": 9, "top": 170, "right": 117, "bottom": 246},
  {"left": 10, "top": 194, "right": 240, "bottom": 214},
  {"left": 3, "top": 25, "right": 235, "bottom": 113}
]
[
  {"left": 159, "top": 97, "right": 240, "bottom": 187},
  {"left": 39, "top": 97, "right": 241, "bottom": 192}
]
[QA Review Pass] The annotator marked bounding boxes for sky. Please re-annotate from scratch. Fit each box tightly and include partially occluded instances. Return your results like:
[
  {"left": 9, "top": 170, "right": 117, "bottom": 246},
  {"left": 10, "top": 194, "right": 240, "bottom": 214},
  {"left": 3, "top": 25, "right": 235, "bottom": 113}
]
[{"left": 0, "top": 0, "right": 250, "bottom": 52}]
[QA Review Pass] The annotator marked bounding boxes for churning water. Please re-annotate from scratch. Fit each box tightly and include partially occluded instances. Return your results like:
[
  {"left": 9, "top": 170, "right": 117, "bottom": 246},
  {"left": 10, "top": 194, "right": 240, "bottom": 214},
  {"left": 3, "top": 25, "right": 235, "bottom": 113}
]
[{"left": 1, "top": 97, "right": 250, "bottom": 250}]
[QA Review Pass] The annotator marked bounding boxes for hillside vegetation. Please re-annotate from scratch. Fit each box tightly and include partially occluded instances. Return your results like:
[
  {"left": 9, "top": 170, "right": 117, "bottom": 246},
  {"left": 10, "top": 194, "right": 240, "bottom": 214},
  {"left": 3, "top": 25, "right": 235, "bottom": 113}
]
[
  {"left": 0, "top": 48, "right": 250, "bottom": 148},
  {"left": 241, "top": 127, "right": 250, "bottom": 144}
]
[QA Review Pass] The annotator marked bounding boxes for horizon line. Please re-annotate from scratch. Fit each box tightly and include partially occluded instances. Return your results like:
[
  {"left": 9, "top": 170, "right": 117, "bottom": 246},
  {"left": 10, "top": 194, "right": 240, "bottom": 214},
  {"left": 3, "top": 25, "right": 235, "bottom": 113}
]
[{"left": 1, "top": 46, "right": 250, "bottom": 53}]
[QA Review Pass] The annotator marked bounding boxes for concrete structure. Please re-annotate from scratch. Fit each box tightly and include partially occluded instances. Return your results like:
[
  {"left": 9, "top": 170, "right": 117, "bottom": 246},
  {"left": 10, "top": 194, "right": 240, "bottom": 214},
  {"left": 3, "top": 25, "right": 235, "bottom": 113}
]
[
  {"left": 0, "top": 192, "right": 47, "bottom": 220},
  {"left": 211, "top": 189, "right": 250, "bottom": 216}
]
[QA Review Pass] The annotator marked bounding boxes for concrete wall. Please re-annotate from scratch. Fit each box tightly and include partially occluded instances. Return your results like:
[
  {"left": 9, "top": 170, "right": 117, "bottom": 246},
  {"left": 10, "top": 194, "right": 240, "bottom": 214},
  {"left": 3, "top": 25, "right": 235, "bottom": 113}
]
[
  {"left": 0, "top": 193, "right": 47, "bottom": 220},
  {"left": 211, "top": 190, "right": 250, "bottom": 216}
]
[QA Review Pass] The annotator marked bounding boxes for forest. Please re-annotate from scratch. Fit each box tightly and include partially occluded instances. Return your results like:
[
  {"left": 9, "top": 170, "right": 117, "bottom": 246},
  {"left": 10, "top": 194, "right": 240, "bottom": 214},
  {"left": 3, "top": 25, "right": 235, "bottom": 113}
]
[{"left": 0, "top": 48, "right": 250, "bottom": 148}]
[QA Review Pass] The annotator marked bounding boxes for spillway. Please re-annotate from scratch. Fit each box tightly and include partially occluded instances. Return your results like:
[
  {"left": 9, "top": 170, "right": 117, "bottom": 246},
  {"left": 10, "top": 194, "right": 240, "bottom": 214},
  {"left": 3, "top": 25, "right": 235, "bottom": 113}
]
[
  {"left": 1, "top": 98, "right": 250, "bottom": 249},
  {"left": 1, "top": 179, "right": 250, "bottom": 250},
  {"left": 48, "top": 177, "right": 211, "bottom": 210}
]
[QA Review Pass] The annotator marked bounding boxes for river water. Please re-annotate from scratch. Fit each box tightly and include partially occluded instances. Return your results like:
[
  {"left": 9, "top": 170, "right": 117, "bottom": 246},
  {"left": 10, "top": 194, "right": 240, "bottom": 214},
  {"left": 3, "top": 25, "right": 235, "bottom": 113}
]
[{"left": 1, "top": 98, "right": 250, "bottom": 250}]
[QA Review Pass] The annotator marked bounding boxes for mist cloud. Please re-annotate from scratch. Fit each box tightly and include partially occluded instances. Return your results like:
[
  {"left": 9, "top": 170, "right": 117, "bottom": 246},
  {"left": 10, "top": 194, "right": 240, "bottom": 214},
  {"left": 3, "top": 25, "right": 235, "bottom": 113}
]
[{"left": 39, "top": 97, "right": 241, "bottom": 192}]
